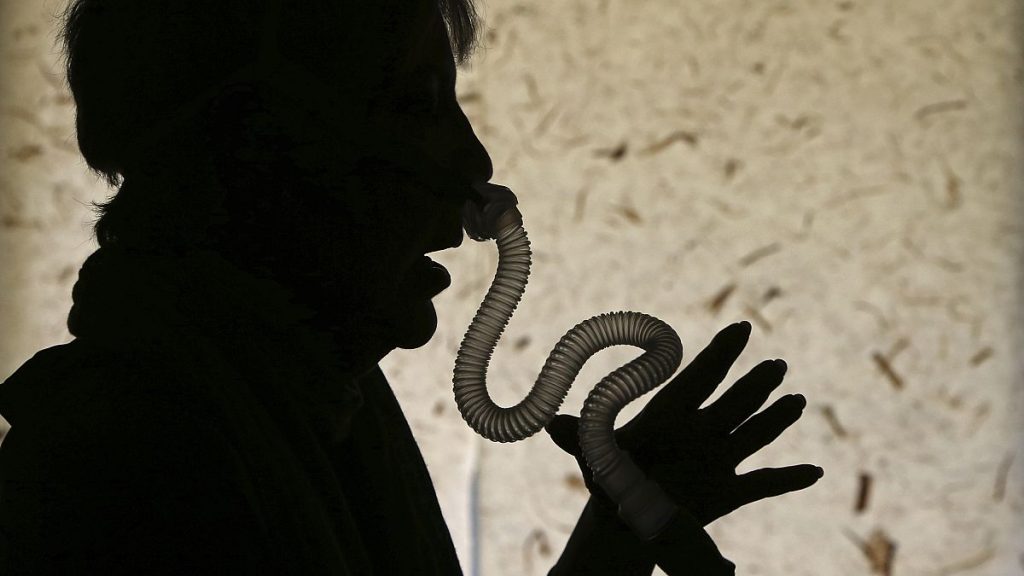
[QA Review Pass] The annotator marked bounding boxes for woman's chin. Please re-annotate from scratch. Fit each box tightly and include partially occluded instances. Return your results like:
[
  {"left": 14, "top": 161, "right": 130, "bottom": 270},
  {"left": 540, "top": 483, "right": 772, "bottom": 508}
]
[{"left": 390, "top": 296, "right": 439, "bottom": 350}]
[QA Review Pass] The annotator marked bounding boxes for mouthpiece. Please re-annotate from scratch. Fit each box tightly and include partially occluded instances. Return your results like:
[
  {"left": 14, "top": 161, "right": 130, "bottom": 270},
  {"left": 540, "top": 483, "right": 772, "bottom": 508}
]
[{"left": 462, "top": 182, "right": 523, "bottom": 241}]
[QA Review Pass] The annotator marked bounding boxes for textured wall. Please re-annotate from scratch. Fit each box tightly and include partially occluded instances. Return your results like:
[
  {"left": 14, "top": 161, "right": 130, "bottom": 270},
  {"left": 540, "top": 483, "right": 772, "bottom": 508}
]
[{"left": 2, "top": 1, "right": 1022, "bottom": 575}]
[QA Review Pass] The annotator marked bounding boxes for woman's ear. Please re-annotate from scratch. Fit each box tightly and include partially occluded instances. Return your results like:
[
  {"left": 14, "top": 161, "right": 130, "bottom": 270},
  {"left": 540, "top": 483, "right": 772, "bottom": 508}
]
[{"left": 203, "top": 83, "right": 282, "bottom": 169}]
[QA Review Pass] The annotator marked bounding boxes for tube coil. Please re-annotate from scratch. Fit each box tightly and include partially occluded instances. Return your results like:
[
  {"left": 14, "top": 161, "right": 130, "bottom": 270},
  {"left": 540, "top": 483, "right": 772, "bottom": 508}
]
[{"left": 453, "top": 209, "right": 684, "bottom": 539}]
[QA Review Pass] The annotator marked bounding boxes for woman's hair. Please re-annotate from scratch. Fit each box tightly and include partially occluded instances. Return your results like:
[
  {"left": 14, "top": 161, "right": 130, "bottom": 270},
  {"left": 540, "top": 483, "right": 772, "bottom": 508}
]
[
  {"left": 59, "top": 0, "right": 480, "bottom": 250},
  {"left": 61, "top": 0, "right": 480, "bottom": 186}
]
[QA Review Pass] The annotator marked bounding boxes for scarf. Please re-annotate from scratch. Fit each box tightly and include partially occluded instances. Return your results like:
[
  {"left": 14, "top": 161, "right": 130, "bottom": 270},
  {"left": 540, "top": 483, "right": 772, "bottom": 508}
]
[{"left": 51, "top": 246, "right": 461, "bottom": 574}]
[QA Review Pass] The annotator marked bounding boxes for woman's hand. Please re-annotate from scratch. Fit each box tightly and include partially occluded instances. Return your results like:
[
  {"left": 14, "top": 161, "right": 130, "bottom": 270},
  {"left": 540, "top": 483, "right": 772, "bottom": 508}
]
[{"left": 546, "top": 321, "right": 823, "bottom": 528}]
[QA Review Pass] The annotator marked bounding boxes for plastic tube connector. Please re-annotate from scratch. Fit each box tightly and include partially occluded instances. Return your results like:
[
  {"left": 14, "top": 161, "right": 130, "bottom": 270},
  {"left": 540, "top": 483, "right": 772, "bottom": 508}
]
[
  {"left": 454, "top": 183, "right": 686, "bottom": 541},
  {"left": 462, "top": 183, "right": 522, "bottom": 241}
]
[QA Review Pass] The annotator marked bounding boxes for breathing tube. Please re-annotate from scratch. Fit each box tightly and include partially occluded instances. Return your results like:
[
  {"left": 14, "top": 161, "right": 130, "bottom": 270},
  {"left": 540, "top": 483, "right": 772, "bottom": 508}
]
[{"left": 454, "top": 182, "right": 684, "bottom": 541}]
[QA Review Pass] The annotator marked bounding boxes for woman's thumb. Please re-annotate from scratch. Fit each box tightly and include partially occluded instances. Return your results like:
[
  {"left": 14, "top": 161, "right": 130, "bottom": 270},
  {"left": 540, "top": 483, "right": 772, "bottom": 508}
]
[{"left": 545, "top": 414, "right": 583, "bottom": 458}]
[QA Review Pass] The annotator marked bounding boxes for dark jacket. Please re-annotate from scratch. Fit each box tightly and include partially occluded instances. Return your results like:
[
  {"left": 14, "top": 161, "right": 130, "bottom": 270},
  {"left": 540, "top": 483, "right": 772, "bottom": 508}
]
[{"left": 0, "top": 247, "right": 463, "bottom": 575}]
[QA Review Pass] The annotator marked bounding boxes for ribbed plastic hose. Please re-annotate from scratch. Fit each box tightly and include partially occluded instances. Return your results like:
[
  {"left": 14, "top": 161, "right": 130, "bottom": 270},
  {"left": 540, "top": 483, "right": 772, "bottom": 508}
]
[{"left": 454, "top": 183, "right": 683, "bottom": 540}]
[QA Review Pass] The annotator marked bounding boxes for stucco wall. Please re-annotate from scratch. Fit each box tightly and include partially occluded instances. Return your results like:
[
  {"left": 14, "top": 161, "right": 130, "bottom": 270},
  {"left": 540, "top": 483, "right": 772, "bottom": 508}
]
[{"left": 2, "top": 1, "right": 1022, "bottom": 574}]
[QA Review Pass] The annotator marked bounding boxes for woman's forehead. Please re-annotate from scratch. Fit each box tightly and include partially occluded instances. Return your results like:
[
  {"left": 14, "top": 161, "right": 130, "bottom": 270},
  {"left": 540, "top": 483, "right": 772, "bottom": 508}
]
[
  {"left": 313, "top": 2, "right": 453, "bottom": 99},
  {"left": 394, "top": 4, "right": 455, "bottom": 81}
]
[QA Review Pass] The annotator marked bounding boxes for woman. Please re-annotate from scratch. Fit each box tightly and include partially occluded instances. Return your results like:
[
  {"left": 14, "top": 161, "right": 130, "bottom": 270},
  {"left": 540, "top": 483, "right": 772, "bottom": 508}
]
[{"left": 0, "top": 0, "right": 821, "bottom": 573}]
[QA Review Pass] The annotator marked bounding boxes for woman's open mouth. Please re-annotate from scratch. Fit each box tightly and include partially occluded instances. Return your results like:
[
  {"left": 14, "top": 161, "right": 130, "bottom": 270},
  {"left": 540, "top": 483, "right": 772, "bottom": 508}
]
[{"left": 406, "top": 255, "right": 451, "bottom": 295}]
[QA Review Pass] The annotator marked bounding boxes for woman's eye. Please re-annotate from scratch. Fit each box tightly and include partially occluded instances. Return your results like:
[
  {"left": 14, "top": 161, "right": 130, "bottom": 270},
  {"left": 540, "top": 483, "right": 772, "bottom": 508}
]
[
  {"left": 402, "top": 93, "right": 437, "bottom": 116},
  {"left": 399, "top": 76, "right": 441, "bottom": 118}
]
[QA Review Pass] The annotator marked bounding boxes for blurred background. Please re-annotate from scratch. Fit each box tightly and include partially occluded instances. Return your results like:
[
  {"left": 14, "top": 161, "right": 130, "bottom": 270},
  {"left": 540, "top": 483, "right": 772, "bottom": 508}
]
[{"left": 2, "top": 0, "right": 1021, "bottom": 574}]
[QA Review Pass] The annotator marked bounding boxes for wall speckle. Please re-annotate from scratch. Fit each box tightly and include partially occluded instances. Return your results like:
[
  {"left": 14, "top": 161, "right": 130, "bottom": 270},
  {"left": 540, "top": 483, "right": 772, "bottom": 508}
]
[{"left": 2, "top": 0, "right": 1022, "bottom": 575}]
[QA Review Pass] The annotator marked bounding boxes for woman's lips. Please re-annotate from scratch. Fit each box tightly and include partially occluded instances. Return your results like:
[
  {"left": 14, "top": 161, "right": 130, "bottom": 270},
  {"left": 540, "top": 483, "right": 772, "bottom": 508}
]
[{"left": 404, "top": 255, "right": 451, "bottom": 295}]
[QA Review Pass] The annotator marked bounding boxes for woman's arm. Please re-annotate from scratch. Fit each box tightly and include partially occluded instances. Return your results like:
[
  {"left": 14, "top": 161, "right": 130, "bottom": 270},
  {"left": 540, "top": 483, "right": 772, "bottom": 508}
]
[
  {"left": 549, "top": 496, "right": 736, "bottom": 576},
  {"left": 549, "top": 497, "right": 655, "bottom": 576}
]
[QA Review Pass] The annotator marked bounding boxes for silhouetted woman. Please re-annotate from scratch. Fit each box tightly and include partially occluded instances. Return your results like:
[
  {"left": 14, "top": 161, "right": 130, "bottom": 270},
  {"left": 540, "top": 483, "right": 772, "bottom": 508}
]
[{"left": 0, "top": 1, "right": 821, "bottom": 574}]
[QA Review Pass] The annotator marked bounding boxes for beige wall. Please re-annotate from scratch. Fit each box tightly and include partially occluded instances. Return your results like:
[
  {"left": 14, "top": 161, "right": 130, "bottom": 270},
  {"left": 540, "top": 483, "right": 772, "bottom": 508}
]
[{"left": 2, "top": 0, "right": 1022, "bottom": 574}]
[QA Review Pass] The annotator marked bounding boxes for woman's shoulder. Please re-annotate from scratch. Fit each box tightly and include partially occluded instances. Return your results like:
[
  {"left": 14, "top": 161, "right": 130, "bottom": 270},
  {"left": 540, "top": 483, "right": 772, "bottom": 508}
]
[
  {"left": 0, "top": 342, "right": 276, "bottom": 574},
  {"left": 0, "top": 338, "right": 234, "bottom": 479},
  {"left": 1, "top": 340, "right": 109, "bottom": 427},
  {"left": 2, "top": 339, "right": 181, "bottom": 425}
]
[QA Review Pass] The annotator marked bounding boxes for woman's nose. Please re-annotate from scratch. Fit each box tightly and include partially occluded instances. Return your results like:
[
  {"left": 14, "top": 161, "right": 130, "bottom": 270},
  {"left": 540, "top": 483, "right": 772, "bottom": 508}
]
[
  {"left": 454, "top": 105, "right": 493, "bottom": 181},
  {"left": 446, "top": 104, "right": 493, "bottom": 186}
]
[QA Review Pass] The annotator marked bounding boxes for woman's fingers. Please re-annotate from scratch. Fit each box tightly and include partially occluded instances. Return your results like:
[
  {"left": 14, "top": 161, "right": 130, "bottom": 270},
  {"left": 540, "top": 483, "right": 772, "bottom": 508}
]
[
  {"left": 726, "top": 393, "right": 806, "bottom": 467},
  {"left": 701, "top": 358, "right": 787, "bottom": 434},
  {"left": 634, "top": 321, "right": 752, "bottom": 432},
  {"left": 724, "top": 464, "right": 824, "bottom": 515},
  {"left": 545, "top": 414, "right": 583, "bottom": 459}
]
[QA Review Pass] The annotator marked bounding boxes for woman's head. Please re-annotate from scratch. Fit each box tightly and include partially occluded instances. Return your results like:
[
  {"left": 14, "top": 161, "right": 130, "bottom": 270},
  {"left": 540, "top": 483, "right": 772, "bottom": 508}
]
[{"left": 61, "top": 0, "right": 495, "bottom": 361}]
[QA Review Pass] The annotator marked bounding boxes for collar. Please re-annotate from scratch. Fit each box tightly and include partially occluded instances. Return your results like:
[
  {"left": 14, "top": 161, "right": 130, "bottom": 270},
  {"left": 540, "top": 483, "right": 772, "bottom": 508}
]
[{"left": 66, "top": 246, "right": 366, "bottom": 438}]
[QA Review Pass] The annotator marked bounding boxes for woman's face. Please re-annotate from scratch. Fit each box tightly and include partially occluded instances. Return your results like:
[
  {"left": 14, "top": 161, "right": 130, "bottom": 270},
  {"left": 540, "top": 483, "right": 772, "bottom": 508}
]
[{"left": 307, "top": 5, "right": 492, "bottom": 364}]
